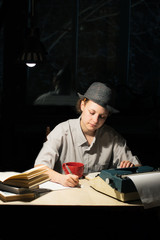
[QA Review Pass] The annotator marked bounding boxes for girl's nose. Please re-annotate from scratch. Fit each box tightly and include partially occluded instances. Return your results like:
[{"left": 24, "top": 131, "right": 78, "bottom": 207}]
[{"left": 93, "top": 115, "right": 99, "bottom": 123}]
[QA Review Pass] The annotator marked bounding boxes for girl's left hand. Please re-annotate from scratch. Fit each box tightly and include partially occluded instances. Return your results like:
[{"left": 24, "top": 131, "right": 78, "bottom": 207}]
[{"left": 120, "top": 160, "right": 134, "bottom": 168}]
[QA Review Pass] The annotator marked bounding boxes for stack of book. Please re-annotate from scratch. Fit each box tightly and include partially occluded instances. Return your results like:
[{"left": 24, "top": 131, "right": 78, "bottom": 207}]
[{"left": 0, "top": 166, "right": 50, "bottom": 202}]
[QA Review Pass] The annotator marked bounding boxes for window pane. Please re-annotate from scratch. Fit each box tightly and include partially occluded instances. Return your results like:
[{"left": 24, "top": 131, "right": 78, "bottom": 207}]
[{"left": 78, "top": 0, "right": 121, "bottom": 93}]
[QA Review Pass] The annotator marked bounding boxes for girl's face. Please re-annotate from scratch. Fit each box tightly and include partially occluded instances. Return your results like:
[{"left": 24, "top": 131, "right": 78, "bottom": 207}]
[{"left": 80, "top": 100, "right": 109, "bottom": 134}]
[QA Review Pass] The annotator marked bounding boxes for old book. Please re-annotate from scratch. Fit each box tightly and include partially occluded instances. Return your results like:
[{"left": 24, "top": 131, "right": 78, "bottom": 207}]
[
  {"left": 0, "top": 166, "right": 50, "bottom": 189},
  {"left": 0, "top": 190, "right": 36, "bottom": 202}
]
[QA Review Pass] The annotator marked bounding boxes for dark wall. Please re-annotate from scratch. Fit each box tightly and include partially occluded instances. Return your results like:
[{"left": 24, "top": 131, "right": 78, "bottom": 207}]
[{"left": 0, "top": 0, "right": 160, "bottom": 172}]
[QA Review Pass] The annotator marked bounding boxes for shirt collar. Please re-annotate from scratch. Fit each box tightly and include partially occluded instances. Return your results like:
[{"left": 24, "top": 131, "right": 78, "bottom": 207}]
[{"left": 76, "top": 117, "right": 88, "bottom": 146}]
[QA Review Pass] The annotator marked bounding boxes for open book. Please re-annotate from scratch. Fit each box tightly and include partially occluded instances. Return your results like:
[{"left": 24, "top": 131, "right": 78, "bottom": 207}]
[{"left": 0, "top": 166, "right": 50, "bottom": 190}]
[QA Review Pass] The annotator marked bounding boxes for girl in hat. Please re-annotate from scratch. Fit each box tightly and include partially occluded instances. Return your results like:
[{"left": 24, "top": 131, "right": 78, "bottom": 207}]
[{"left": 34, "top": 82, "right": 141, "bottom": 187}]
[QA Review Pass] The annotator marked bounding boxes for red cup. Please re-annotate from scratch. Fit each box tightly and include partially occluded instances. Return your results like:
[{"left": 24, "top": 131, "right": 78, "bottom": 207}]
[{"left": 62, "top": 162, "right": 84, "bottom": 178}]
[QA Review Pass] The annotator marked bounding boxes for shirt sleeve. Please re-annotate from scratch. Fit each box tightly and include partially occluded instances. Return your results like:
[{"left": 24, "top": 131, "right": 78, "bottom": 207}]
[
  {"left": 111, "top": 134, "right": 141, "bottom": 168},
  {"left": 34, "top": 124, "right": 63, "bottom": 169}
]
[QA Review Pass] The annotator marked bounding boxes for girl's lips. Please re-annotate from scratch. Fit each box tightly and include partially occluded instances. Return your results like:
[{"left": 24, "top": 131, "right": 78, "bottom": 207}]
[{"left": 89, "top": 123, "right": 97, "bottom": 128}]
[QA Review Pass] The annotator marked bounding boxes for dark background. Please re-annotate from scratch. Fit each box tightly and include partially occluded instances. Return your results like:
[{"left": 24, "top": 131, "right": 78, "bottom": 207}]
[
  {"left": 0, "top": 2, "right": 160, "bottom": 238},
  {"left": 0, "top": 0, "right": 159, "bottom": 172}
]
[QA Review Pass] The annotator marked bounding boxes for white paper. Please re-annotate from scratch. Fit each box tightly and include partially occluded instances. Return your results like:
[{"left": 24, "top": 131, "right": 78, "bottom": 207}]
[
  {"left": 39, "top": 181, "right": 70, "bottom": 191},
  {"left": 128, "top": 172, "right": 160, "bottom": 209},
  {"left": 85, "top": 172, "right": 100, "bottom": 180}
]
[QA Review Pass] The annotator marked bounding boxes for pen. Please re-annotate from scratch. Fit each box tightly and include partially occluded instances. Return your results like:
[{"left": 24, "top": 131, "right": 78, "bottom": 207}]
[{"left": 66, "top": 164, "right": 72, "bottom": 174}]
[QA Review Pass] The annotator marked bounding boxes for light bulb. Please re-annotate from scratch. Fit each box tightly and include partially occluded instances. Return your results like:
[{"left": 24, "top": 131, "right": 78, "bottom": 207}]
[{"left": 26, "top": 63, "right": 36, "bottom": 67}]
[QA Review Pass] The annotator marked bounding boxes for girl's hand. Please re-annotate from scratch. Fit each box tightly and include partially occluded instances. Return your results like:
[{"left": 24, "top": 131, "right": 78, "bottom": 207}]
[
  {"left": 35, "top": 165, "right": 79, "bottom": 187},
  {"left": 120, "top": 160, "right": 134, "bottom": 168},
  {"left": 60, "top": 174, "right": 79, "bottom": 187}
]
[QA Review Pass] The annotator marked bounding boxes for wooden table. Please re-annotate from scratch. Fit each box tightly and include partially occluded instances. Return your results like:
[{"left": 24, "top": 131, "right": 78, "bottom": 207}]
[{"left": 0, "top": 179, "right": 142, "bottom": 206}]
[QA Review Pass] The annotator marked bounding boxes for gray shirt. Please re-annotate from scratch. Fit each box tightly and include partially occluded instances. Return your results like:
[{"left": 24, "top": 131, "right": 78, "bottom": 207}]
[{"left": 34, "top": 118, "right": 140, "bottom": 175}]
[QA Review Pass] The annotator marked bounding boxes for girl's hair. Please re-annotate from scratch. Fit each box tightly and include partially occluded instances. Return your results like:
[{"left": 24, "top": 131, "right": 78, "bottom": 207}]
[{"left": 76, "top": 98, "right": 89, "bottom": 114}]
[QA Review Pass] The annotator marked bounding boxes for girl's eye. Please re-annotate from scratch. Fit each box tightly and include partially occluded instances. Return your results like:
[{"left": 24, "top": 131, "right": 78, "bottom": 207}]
[{"left": 89, "top": 111, "right": 94, "bottom": 115}]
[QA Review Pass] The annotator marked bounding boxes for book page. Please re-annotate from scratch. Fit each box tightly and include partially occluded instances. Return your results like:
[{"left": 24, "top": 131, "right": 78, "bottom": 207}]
[
  {"left": 3, "top": 166, "right": 48, "bottom": 182},
  {"left": 0, "top": 190, "right": 16, "bottom": 196},
  {"left": 0, "top": 166, "right": 48, "bottom": 183},
  {"left": 0, "top": 172, "right": 19, "bottom": 182},
  {"left": 14, "top": 165, "right": 47, "bottom": 179}
]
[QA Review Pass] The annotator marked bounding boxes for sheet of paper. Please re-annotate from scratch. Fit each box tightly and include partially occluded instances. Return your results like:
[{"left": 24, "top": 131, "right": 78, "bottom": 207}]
[
  {"left": 85, "top": 172, "right": 100, "bottom": 180},
  {"left": 128, "top": 172, "right": 160, "bottom": 209},
  {"left": 39, "top": 181, "right": 70, "bottom": 191}
]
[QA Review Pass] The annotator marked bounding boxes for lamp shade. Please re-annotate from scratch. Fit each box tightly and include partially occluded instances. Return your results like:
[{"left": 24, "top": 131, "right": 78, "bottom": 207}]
[{"left": 18, "top": 28, "right": 46, "bottom": 67}]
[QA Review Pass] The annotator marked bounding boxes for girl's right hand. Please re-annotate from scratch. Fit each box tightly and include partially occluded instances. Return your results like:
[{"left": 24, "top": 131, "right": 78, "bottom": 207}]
[
  {"left": 34, "top": 165, "right": 79, "bottom": 187},
  {"left": 60, "top": 174, "right": 79, "bottom": 187}
]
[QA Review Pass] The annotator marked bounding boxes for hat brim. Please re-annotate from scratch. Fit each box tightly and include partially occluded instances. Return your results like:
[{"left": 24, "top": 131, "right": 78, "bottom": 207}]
[{"left": 77, "top": 93, "right": 119, "bottom": 114}]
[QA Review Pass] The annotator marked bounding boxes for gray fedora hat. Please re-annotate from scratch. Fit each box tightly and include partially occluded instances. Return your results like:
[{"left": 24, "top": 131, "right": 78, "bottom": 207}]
[{"left": 78, "top": 82, "right": 119, "bottom": 114}]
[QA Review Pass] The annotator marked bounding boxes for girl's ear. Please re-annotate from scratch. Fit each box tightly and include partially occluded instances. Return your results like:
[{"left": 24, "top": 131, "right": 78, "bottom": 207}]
[{"left": 80, "top": 100, "right": 85, "bottom": 112}]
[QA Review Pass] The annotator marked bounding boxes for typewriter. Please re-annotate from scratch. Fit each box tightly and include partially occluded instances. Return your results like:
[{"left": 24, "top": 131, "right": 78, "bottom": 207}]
[{"left": 90, "top": 166, "right": 155, "bottom": 202}]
